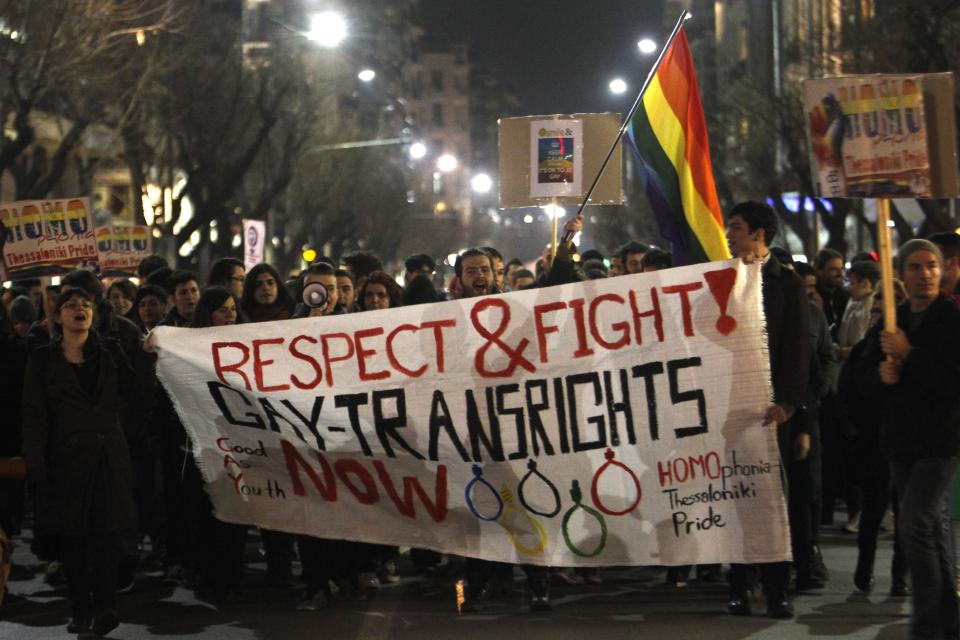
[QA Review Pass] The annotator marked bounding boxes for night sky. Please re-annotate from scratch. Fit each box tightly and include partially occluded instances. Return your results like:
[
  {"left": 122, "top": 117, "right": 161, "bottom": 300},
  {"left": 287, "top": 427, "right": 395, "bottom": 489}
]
[{"left": 418, "top": 0, "right": 666, "bottom": 115}]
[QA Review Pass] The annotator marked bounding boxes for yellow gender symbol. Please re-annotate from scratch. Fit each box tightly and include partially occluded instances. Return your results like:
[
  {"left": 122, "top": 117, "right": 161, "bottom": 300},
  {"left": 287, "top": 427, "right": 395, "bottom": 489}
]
[{"left": 496, "top": 484, "right": 548, "bottom": 556}]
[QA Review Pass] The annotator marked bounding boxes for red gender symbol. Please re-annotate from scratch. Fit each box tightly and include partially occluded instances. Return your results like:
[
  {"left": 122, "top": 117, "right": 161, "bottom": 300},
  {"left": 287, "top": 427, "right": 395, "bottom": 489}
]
[
  {"left": 703, "top": 268, "right": 738, "bottom": 336},
  {"left": 590, "top": 448, "right": 642, "bottom": 516}
]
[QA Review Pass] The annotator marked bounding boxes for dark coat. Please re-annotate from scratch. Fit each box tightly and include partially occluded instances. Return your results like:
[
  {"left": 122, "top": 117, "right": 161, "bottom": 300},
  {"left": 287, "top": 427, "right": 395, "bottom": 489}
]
[
  {"left": 20, "top": 332, "right": 156, "bottom": 535},
  {"left": 856, "top": 294, "right": 960, "bottom": 461},
  {"left": 763, "top": 256, "right": 811, "bottom": 413}
]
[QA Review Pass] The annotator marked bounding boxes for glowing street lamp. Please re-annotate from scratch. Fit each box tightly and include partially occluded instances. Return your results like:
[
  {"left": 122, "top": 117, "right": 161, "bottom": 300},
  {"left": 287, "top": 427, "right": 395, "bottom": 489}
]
[
  {"left": 471, "top": 173, "right": 493, "bottom": 194},
  {"left": 609, "top": 78, "right": 627, "bottom": 94},
  {"left": 357, "top": 68, "right": 376, "bottom": 82},
  {"left": 409, "top": 142, "right": 427, "bottom": 160},
  {"left": 436, "top": 153, "right": 458, "bottom": 173},
  {"left": 637, "top": 38, "right": 657, "bottom": 54},
  {"left": 306, "top": 11, "right": 347, "bottom": 48}
]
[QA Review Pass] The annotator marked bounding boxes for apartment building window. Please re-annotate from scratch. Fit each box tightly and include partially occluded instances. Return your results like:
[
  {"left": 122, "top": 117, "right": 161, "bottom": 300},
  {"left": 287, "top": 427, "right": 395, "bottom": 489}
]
[
  {"left": 431, "top": 70, "right": 444, "bottom": 91},
  {"left": 432, "top": 103, "right": 444, "bottom": 126}
]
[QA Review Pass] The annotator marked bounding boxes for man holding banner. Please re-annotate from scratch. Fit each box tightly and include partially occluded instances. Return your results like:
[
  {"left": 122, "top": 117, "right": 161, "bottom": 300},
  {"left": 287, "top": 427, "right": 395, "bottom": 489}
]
[{"left": 724, "top": 201, "right": 810, "bottom": 619}]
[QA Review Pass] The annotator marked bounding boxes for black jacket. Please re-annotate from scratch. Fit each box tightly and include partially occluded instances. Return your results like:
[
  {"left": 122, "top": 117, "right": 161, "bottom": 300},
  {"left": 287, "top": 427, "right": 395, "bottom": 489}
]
[
  {"left": 763, "top": 256, "right": 810, "bottom": 414},
  {"left": 21, "top": 332, "right": 156, "bottom": 535},
  {"left": 856, "top": 294, "right": 960, "bottom": 461}
]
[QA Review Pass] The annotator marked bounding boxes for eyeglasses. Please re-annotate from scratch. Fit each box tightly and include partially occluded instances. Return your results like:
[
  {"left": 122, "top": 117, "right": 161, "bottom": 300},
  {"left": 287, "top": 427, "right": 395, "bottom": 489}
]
[{"left": 62, "top": 301, "right": 94, "bottom": 311}]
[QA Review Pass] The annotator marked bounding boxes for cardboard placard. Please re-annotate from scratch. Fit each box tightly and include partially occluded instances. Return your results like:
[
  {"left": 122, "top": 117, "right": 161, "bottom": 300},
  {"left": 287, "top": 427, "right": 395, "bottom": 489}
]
[
  {"left": 95, "top": 225, "right": 152, "bottom": 276},
  {"left": 803, "top": 73, "right": 959, "bottom": 198},
  {"left": 0, "top": 198, "right": 97, "bottom": 280},
  {"left": 499, "top": 113, "right": 623, "bottom": 208}
]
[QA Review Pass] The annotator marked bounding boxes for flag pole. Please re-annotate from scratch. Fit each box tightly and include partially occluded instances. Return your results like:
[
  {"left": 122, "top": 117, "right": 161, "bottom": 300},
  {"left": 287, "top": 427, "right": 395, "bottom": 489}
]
[{"left": 562, "top": 10, "right": 690, "bottom": 244}]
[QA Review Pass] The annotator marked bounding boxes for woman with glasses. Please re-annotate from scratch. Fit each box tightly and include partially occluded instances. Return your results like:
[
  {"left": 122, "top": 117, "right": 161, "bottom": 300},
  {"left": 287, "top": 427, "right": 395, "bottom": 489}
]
[{"left": 20, "top": 287, "right": 156, "bottom": 636}]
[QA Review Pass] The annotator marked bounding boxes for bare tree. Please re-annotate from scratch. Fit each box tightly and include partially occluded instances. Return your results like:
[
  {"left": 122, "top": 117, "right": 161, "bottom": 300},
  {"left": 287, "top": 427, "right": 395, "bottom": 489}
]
[{"left": 0, "top": 0, "right": 177, "bottom": 199}]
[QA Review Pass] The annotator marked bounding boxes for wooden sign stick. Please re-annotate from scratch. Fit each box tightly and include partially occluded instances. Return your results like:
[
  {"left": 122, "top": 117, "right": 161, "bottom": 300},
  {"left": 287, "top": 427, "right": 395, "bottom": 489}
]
[{"left": 875, "top": 198, "right": 897, "bottom": 334}]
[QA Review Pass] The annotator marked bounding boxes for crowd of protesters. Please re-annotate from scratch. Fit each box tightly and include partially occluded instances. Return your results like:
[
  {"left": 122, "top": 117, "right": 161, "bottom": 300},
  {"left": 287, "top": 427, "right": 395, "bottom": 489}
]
[{"left": 0, "top": 203, "right": 958, "bottom": 639}]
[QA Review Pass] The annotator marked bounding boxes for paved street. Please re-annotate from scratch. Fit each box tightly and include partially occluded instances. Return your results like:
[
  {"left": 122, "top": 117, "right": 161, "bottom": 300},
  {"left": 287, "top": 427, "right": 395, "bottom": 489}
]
[{"left": 1, "top": 527, "right": 911, "bottom": 640}]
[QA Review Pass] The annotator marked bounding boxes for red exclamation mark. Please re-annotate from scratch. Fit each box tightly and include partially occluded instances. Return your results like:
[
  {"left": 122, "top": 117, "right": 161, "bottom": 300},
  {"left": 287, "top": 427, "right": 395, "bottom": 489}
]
[{"left": 703, "top": 268, "right": 738, "bottom": 335}]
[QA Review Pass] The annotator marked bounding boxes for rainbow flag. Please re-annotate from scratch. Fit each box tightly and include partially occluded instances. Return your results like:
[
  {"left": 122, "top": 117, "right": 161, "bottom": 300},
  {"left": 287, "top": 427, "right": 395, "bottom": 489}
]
[{"left": 626, "top": 28, "right": 730, "bottom": 265}]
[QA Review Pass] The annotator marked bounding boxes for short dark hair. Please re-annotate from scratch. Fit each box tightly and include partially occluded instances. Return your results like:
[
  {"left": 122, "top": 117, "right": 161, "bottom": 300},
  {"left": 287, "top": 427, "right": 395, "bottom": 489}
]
[
  {"left": 640, "top": 249, "right": 673, "bottom": 270},
  {"left": 512, "top": 268, "right": 535, "bottom": 281},
  {"left": 106, "top": 279, "right": 138, "bottom": 303},
  {"left": 729, "top": 201, "right": 778, "bottom": 245},
  {"left": 455, "top": 247, "right": 492, "bottom": 279},
  {"left": 793, "top": 262, "right": 816, "bottom": 279},
  {"left": 848, "top": 260, "right": 880, "bottom": 286},
  {"left": 404, "top": 253, "right": 436, "bottom": 273},
  {"left": 359, "top": 271, "right": 403, "bottom": 310},
  {"left": 814, "top": 248, "right": 844, "bottom": 270},
  {"left": 341, "top": 251, "right": 383, "bottom": 280},
  {"left": 135, "top": 283, "right": 168, "bottom": 307},
  {"left": 333, "top": 268, "right": 354, "bottom": 283},
  {"left": 52, "top": 288, "right": 95, "bottom": 336},
  {"left": 207, "top": 257, "right": 244, "bottom": 288},
  {"left": 402, "top": 274, "right": 441, "bottom": 306},
  {"left": 137, "top": 255, "right": 169, "bottom": 279},
  {"left": 481, "top": 246, "right": 503, "bottom": 262},
  {"left": 303, "top": 261, "right": 336, "bottom": 277},
  {"left": 927, "top": 231, "right": 960, "bottom": 260},
  {"left": 618, "top": 241, "right": 650, "bottom": 265},
  {"left": 145, "top": 266, "right": 173, "bottom": 291},
  {"left": 770, "top": 246, "right": 793, "bottom": 267},
  {"left": 580, "top": 249, "right": 604, "bottom": 263},
  {"left": 167, "top": 270, "right": 200, "bottom": 296},
  {"left": 61, "top": 269, "right": 104, "bottom": 301}
]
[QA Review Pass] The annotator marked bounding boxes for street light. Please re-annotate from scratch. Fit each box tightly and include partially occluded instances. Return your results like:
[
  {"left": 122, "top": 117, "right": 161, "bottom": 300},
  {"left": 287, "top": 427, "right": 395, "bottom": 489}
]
[
  {"left": 637, "top": 38, "right": 657, "bottom": 54},
  {"left": 408, "top": 142, "right": 427, "bottom": 160},
  {"left": 306, "top": 11, "right": 347, "bottom": 48},
  {"left": 357, "top": 68, "right": 376, "bottom": 82},
  {"left": 436, "top": 153, "right": 458, "bottom": 173},
  {"left": 471, "top": 173, "right": 493, "bottom": 194},
  {"left": 541, "top": 204, "right": 565, "bottom": 219},
  {"left": 609, "top": 78, "right": 627, "bottom": 94}
]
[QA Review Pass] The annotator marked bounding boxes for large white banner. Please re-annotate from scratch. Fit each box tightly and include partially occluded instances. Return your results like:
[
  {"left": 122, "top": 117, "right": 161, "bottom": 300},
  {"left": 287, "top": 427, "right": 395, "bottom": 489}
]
[{"left": 153, "top": 260, "right": 789, "bottom": 566}]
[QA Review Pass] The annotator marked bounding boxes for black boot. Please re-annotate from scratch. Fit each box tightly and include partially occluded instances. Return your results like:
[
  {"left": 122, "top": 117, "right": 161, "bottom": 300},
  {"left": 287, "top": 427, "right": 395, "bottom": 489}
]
[
  {"left": 526, "top": 567, "right": 552, "bottom": 613},
  {"left": 812, "top": 544, "right": 829, "bottom": 580},
  {"left": 854, "top": 545, "right": 875, "bottom": 593}
]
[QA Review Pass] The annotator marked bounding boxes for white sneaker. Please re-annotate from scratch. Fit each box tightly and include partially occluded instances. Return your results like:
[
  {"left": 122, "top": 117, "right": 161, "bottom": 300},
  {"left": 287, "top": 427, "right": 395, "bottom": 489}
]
[{"left": 843, "top": 514, "right": 860, "bottom": 534}]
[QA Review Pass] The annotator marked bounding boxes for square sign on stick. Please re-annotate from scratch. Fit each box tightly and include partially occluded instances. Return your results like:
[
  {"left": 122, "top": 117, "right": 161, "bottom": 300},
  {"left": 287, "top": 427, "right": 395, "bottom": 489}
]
[
  {"left": 803, "top": 73, "right": 959, "bottom": 199},
  {"left": 499, "top": 113, "right": 623, "bottom": 208}
]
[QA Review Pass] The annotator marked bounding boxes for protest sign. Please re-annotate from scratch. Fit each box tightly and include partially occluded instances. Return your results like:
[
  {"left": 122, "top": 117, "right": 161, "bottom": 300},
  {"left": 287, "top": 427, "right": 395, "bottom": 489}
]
[
  {"left": 529, "top": 119, "right": 583, "bottom": 198},
  {"left": 243, "top": 219, "right": 265, "bottom": 271},
  {"left": 95, "top": 225, "right": 152, "bottom": 276},
  {"left": 154, "top": 260, "right": 790, "bottom": 566},
  {"left": 0, "top": 198, "right": 97, "bottom": 280},
  {"left": 803, "top": 73, "right": 959, "bottom": 198},
  {"left": 499, "top": 114, "right": 623, "bottom": 208}
]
